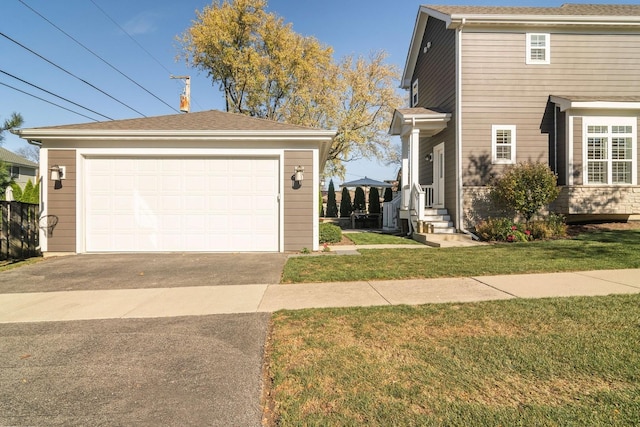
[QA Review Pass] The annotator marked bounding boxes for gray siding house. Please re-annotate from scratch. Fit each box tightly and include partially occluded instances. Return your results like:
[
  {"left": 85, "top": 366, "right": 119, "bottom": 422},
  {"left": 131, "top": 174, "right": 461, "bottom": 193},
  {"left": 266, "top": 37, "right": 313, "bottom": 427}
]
[
  {"left": 391, "top": 4, "right": 640, "bottom": 234},
  {"left": 0, "top": 147, "right": 38, "bottom": 187},
  {"left": 14, "top": 110, "right": 334, "bottom": 254}
]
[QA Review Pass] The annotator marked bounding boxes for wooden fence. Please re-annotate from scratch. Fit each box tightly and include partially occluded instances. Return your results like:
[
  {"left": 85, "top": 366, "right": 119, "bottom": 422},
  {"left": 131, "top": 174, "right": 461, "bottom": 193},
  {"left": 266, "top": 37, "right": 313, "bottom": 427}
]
[{"left": 0, "top": 201, "right": 40, "bottom": 260}]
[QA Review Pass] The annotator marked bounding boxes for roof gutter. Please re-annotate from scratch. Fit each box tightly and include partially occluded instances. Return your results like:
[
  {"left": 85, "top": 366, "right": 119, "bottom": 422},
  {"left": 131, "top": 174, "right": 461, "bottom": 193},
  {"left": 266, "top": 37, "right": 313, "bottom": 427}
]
[
  {"left": 12, "top": 128, "right": 336, "bottom": 141},
  {"left": 447, "top": 14, "right": 640, "bottom": 28}
]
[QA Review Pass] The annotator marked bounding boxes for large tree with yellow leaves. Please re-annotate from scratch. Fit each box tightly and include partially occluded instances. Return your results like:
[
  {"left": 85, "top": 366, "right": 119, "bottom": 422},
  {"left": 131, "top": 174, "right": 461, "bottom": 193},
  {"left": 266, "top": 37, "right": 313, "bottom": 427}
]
[{"left": 178, "top": 0, "right": 403, "bottom": 178}]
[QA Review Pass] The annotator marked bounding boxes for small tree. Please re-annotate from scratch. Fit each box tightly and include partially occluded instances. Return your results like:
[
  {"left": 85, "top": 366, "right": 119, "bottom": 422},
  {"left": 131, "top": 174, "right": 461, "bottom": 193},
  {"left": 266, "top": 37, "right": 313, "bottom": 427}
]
[
  {"left": 353, "top": 187, "right": 366, "bottom": 212},
  {"left": 325, "top": 179, "right": 338, "bottom": 217},
  {"left": 340, "top": 187, "right": 352, "bottom": 218},
  {"left": 383, "top": 187, "right": 393, "bottom": 202},
  {"left": 491, "top": 161, "right": 560, "bottom": 224},
  {"left": 368, "top": 187, "right": 381, "bottom": 214}
]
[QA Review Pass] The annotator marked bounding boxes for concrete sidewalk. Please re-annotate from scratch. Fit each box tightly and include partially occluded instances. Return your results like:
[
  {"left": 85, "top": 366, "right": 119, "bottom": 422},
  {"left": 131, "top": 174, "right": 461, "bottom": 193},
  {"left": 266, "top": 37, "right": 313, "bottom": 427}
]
[{"left": 2, "top": 269, "right": 639, "bottom": 323}]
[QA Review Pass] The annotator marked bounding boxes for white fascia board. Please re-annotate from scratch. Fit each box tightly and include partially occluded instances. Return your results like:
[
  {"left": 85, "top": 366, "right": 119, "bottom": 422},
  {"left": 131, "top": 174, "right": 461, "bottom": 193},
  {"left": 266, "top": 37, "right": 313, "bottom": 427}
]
[
  {"left": 14, "top": 129, "right": 336, "bottom": 142},
  {"left": 551, "top": 96, "right": 640, "bottom": 112},
  {"left": 446, "top": 14, "right": 640, "bottom": 28},
  {"left": 390, "top": 112, "right": 451, "bottom": 137},
  {"left": 402, "top": 7, "right": 453, "bottom": 89}
]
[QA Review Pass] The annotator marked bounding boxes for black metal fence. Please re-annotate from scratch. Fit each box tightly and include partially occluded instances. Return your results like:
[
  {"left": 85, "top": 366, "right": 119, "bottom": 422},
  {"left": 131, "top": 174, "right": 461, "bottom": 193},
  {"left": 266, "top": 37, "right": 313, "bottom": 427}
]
[{"left": 0, "top": 201, "right": 40, "bottom": 260}]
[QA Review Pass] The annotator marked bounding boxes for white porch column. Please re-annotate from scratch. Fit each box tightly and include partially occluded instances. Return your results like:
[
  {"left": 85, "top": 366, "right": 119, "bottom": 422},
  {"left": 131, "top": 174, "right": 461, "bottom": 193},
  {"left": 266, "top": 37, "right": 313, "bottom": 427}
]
[
  {"left": 409, "top": 128, "right": 420, "bottom": 190},
  {"left": 401, "top": 134, "right": 409, "bottom": 209}
]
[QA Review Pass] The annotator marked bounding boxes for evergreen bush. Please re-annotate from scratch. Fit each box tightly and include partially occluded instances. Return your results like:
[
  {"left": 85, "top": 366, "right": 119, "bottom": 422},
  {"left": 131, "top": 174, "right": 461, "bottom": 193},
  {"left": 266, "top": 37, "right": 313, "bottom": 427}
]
[
  {"left": 340, "top": 187, "right": 353, "bottom": 218},
  {"left": 354, "top": 187, "right": 366, "bottom": 212},
  {"left": 326, "top": 179, "right": 338, "bottom": 217},
  {"left": 383, "top": 187, "right": 393, "bottom": 202},
  {"left": 319, "top": 223, "right": 342, "bottom": 243},
  {"left": 368, "top": 187, "right": 381, "bottom": 214}
]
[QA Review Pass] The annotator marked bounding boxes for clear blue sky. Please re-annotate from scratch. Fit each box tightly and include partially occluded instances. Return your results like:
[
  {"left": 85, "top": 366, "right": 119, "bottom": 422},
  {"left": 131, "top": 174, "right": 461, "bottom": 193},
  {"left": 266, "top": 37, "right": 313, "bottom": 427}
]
[{"left": 1, "top": 0, "right": 636, "bottom": 186}]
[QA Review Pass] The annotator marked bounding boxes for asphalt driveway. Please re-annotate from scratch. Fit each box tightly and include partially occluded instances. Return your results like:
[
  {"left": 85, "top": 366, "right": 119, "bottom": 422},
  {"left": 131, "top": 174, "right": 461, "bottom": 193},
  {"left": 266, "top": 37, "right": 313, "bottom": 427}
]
[
  {"left": 0, "top": 313, "right": 269, "bottom": 426},
  {"left": 0, "top": 253, "right": 286, "bottom": 426},
  {"left": 0, "top": 253, "right": 289, "bottom": 293}
]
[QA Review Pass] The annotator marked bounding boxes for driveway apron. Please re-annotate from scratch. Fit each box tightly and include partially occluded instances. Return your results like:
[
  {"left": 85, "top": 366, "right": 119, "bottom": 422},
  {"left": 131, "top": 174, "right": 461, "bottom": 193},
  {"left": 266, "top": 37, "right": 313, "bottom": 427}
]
[{"left": 0, "top": 253, "right": 289, "bottom": 293}]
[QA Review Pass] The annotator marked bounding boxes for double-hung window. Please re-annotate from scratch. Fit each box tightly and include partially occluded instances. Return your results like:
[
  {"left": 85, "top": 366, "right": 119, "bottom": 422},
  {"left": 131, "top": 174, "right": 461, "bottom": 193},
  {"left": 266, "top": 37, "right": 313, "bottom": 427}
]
[
  {"left": 526, "top": 33, "right": 550, "bottom": 65},
  {"left": 492, "top": 125, "right": 516, "bottom": 164},
  {"left": 584, "top": 117, "right": 636, "bottom": 185}
]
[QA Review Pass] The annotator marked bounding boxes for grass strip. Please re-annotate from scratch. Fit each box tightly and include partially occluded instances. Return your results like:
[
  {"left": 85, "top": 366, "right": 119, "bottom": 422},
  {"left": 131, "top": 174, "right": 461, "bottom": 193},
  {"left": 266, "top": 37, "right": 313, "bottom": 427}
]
[
  {"left": 283, "top": 230, "right": 640, "bottom": 283},
  {"left": 265, "top": 294, "right": 640, "bottom": 426},
  {"left": 342, "top": 232, "right": 421, "bottom": 245}
]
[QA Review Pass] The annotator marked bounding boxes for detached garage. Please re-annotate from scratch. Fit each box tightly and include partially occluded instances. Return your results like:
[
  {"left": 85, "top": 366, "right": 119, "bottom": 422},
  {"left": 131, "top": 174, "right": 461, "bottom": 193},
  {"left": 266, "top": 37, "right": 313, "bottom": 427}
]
[{"left": 14, "top": 110, "right": 335, "bottom": 254}]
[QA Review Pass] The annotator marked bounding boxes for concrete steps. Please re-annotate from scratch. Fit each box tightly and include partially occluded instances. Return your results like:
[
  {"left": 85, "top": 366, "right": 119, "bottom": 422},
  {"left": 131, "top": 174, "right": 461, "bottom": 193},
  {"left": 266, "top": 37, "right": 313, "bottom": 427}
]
[{"left": 412, "top": 232, "right": 482, "bottom": 248}]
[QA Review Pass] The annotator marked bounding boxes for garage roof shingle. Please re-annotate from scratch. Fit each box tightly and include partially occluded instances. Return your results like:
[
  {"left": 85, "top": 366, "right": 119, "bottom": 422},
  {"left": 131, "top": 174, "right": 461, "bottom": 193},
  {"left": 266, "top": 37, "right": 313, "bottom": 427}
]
[
  {"left": 35, "top": 109, "right": 324, "bottom": 132},
  {"left": 426, "top": 4, "right": 640, "bottom": 17}
]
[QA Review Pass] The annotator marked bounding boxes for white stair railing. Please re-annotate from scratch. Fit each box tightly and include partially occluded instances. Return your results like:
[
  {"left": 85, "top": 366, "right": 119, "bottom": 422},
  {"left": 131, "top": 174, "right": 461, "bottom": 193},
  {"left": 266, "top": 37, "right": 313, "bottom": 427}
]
[
  {"left": 422, "top": 185, "right": 434, "bottom": 208},
  {"left": 382, "top": 194, "right": 402, "bottom": 230}
]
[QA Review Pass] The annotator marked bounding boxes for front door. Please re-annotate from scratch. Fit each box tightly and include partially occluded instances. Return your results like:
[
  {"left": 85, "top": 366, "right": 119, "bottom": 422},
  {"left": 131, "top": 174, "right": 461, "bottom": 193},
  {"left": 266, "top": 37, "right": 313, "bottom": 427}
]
[{"left": 433, "top": 143, "right": 445, "bottom": 208}]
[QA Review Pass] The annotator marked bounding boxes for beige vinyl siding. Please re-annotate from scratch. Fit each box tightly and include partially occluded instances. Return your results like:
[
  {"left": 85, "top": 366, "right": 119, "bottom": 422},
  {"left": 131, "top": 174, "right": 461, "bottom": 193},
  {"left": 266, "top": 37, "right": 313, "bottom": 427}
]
[
  {"left": 460, "top": 31, "right": 640, "bottom": 185},
  {"left": 414, "top": 16, "right": 459, "bottom": 220},
  {"left": 283, "top": 150, "right": 313, "bottom": 251},
  {"left": 47, "top": 150, "right": 76, "bottom": 252}
]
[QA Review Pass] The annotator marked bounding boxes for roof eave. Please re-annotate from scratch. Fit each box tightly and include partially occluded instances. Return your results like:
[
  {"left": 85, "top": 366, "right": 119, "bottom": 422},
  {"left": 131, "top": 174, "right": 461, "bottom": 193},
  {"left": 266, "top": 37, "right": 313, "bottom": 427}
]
[
  {"left": 550, "top": 96, "right": 640, "bottom": 112},
  {"left": 446, "top": 13, "right": 640, "bottom": 28},
  {"left": 13, "top": 128, "right": 337, "bottom": 142},
  {"left": 390, "top": 110, "right": 451, "bottom": 137}
]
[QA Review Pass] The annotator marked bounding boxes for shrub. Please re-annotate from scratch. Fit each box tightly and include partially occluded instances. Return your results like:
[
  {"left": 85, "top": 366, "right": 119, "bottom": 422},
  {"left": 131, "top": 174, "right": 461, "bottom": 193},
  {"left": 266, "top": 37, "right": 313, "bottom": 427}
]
[
  {"left": 340, "top": 187, "right": 353, "bottom": 218},
  {"left": 325, "top": 179, "right": 338, "bottom": 217},
  {"left": 475, "top": 214, "right": 566, "bottom": 242},
  {"left": 319, "top": 223, "right": 342, "bottom": 244},
  {"left": 529, "top": 214, "right": 567, "bottom": 240},
  {"left": 475, "top": 217, "right": 531, "bottom": 242},
  {"left": 353, "top": 187, "right": 366, "bottom": 212},
  {"left": 368, "top": 187, "right": 381, "bottom": 214},
  {"left": 383, "top": 187, "right": 393, "bottom": 202},
  {"left": 491, "top": 161, "right": 560, "bottom": 223}
]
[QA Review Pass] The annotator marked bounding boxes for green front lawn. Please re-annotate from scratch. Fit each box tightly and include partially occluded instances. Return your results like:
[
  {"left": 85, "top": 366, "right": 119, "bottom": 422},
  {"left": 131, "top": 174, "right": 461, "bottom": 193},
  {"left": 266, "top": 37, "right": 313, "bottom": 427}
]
[
  {"left": 342, "top": 232, "right": 421, "bottom": 245},
  {"left": 283, "top": 230, "right": 640, "bottom": 283},
  {"left": 265, "top": 294, "right": 640, "bottom": 426}
]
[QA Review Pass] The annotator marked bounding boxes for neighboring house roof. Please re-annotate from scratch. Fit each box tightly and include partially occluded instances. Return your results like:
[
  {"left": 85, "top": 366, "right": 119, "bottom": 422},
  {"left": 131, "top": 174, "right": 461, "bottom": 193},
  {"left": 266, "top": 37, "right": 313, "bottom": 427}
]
[
  {"left": 403, "top": 3, "right": 640, "bottom": 87},
  {"left": 0, "top": 147, "right": 37, "bottom": 168}
]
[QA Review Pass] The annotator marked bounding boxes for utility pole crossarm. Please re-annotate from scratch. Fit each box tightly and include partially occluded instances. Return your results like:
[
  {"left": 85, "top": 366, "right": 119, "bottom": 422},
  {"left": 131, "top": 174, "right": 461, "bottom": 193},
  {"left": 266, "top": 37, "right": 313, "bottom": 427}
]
[{"left": 170, "top": 75, "right": 191, "bottom": 113}]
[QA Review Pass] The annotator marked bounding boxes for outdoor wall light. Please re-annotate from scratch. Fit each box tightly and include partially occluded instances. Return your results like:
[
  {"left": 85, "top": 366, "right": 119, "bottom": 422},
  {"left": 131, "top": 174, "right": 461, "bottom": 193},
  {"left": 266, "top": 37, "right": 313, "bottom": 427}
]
[
  {"left": 425, "top": 153, "right": 433, "bottom": 162},
  {"left": 294, "top": 165, "right": 304, "bottom": 182},
  {"left": 50, "top": 165, "right": 65, "bottom": 181}
]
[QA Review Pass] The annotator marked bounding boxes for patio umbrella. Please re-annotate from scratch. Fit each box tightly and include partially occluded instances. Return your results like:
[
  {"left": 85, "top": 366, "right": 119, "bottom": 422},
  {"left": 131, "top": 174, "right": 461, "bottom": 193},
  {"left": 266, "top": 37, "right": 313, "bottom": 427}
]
[
  {"left": 340, "top": 177, "right": 393, "bottom": 214},
  {"left": 340, "top": 176, "right": 394, "bottom": 189}
]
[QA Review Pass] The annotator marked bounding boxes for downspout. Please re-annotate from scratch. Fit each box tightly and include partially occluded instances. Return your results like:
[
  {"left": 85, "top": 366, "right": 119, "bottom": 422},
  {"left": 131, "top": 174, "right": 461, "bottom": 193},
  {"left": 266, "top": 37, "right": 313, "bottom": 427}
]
[{"left": 456, "top": 18, "right": 467, "bottom": 235}]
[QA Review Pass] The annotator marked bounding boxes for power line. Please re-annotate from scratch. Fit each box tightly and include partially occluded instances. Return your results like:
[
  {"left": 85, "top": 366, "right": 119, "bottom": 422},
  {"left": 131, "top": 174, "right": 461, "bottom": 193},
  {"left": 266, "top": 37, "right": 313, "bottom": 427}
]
[
  {"left": 88, "top": 0, "right": 205, "bottom": 111},
  {"left": 0, "top": 69, "right": 113, "bottom": 120},
  {"left": 0, "top": 81, "right": 99, "bottom": 122},
  {"left": 0, "top": 31, "right": 146, "bottom": 117},
  {"left": 89, "top": 0, "right": 174, "bottom": 76},
  {"left": 18, "top": 0, "right": 180, "bottom": 114}
]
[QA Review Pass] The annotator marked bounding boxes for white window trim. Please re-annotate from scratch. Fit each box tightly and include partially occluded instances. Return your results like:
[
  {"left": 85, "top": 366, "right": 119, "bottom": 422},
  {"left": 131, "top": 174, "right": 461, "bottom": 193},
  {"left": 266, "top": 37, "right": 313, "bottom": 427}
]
[
  {"left": 411, "top": 79, "right": 419, "bottom": 107},
  {"left": 492, "top": 125, "right": 516, "bottom": 165},
  {"left": 582, "top": 116, "right": 637, "bottom": 185},
  {"left": 526, "top": 33, "right": 550, "bottom": 65}
]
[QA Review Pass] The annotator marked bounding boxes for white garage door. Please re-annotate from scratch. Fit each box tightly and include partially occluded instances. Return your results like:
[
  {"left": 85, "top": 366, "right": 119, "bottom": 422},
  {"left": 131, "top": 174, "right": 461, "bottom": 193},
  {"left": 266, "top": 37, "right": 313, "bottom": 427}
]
[{"left": 84, "top": 157, "right": 279, "bottom": 252}]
